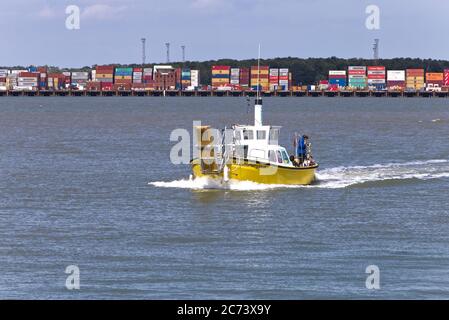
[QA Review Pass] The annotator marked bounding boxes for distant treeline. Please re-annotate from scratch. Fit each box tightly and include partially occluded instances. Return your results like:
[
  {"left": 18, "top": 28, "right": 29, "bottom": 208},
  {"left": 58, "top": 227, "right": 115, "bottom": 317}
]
[{"left": 4, "top": 57, "right": 449, "bottom": 85}]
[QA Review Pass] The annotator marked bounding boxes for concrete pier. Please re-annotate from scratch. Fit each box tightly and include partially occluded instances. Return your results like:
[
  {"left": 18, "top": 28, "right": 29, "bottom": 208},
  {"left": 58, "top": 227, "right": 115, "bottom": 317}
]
[{"left": 0, "top": 89, "right": 447, "bottom": 98}]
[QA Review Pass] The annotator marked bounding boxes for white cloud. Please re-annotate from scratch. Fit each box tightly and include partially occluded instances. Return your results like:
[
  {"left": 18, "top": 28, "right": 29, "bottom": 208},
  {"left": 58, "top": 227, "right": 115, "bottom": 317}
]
[{"left": 81, "top": 4, "right": 128, "bottom": 20}]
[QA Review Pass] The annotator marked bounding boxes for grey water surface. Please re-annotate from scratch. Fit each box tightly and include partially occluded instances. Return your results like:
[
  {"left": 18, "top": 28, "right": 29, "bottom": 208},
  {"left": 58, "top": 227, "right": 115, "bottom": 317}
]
[{"left": 1, "top": 96, "right": 449, "bottom": 299}]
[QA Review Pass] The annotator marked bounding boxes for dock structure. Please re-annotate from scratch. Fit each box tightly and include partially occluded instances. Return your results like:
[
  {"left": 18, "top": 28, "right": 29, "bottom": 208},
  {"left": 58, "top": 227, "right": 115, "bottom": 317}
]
[{"left": 0, "top": 89, "right": 448, "bottom": 98}]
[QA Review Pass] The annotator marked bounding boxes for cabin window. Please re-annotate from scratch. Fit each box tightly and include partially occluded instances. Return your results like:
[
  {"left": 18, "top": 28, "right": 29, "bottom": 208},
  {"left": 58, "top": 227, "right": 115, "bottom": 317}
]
[
  {"left": 276, "top": 150, "right": 283, "bottom": 164},
  {"left": 269, "top": 128, "right": 280, "bottom": 145},
  {"left": 281, "top": 150, "right": 290, "bottom": 164},
  {"left": 257, "top": 130, "right": 266, "bottom": 140},
  {"left": 268, "top": 150, "right": 276, "bottom": 163},
  {"left": 243, "top": 129, "right": 254, "bottom": 140}
]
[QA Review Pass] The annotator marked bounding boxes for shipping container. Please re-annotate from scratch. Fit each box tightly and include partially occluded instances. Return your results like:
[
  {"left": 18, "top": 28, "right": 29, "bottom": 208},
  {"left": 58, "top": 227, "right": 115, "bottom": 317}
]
[
  {"left": 191, "top": 70, "right": 200, "bottom": 88},
  {"left": 387, "top": 80, "right": 406, "bottom": 90},
  {"left": 444, "top": 69, "right": 449, "bottom": 86},
  {"left": 387, "top": 70, "right": 406, "bottom": 81},
  {"left": 329, "top": 70, "right": 347, "bottom": 76}
]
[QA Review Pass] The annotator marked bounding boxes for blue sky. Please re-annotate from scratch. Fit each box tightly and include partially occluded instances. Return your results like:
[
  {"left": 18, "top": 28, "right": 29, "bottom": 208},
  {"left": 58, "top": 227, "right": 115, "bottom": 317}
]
[{"left": 1, "top": 0, "right": 448, "bottom": 67}]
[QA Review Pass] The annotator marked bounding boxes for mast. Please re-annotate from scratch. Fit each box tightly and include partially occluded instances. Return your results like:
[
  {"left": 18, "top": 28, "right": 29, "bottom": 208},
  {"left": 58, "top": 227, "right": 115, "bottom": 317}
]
[{"left": 254, "top": 44, "right": 263, "bottom": 126}]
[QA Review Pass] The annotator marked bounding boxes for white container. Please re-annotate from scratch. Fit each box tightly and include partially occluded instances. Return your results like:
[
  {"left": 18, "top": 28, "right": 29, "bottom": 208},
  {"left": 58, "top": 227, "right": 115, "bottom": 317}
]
[
  {"left": 191, "top": 70, "right": 199, "bottom": 87},
  {"left": 329, "top": 70, "right": 346, "bottom": 76},
  {"left": 348, "top": 66, "right": 367, "bottom": 71},
  {"left": 387, "top": 70, "right": 406, "bottom": 81}
]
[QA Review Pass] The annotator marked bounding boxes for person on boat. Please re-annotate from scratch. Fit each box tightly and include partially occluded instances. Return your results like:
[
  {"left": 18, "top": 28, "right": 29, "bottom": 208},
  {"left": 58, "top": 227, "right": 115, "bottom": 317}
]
[
  {"left": 290, "top": 155, "right": 300, "bottom": 167},
  {"left": 297, "top": 135, "right": 309, "bottom": 163}
]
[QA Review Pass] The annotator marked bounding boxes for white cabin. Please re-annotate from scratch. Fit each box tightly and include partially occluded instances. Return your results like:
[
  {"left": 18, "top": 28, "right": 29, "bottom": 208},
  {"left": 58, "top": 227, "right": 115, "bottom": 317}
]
[{"left": 231, "top": 124, "right": 293, "bottom": 167}]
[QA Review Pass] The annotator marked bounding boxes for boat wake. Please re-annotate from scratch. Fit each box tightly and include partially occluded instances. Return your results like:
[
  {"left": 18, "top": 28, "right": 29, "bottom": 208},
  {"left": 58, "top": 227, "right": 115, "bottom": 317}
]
[{"left": 149, "top": 159, "right": 449, "bottom": 190}]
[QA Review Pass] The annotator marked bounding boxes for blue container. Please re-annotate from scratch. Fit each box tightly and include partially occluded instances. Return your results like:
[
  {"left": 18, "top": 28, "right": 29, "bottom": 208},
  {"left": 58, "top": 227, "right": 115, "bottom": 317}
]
[
  {"left": 28, "top": 66, "right": 37, "bottom": 72},
  {"left": 372, "top": 83, "right": 386, "bottom": 90},
  {"left": 329, "top": 78, "right": 347, "bottom": 87},
  {"left": 212, "top": 74, "right": 229, "bottom": 79}
]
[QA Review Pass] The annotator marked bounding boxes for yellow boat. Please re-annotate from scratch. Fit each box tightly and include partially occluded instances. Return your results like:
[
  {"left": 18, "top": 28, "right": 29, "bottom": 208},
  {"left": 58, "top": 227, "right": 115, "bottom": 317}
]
[{"left": 191, "top": 96, "right": 318, "bottom": 185}]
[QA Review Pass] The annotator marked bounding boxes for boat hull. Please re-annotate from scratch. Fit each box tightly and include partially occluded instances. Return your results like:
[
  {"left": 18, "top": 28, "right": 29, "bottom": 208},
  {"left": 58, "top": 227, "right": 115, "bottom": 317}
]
[{"left": 191, "top": 159, "right": 317, "bottom": 185}]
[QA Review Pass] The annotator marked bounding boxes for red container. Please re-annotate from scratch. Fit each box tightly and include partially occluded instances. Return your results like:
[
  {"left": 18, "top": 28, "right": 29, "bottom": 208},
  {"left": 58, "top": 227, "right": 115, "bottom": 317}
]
[
  {"left": 444, "top": 69, "right": 449, "bottom": 86},
  {"left": 348, "top": 70, "right": 366, "bottom": 75},
  {"left": 368, "top": 66, "right": 385, "bottom": 71},
  {"left": 86, "top": 81, "right": 101, "bottom": 90},
  {"left": 212, "top": 66, "right": 231, "bottom": 71},
  {"left": 427, "top": 80, "right": 444, "bottom": 86},
  {"left": 251, "top": 66, "right": 269, "bottom": 71},
  {"left": 368, "top": 74, "right": 385, "bottom": 80},
  {"left": 131, "top": 83, "right": 145, "bottom": 89},
  {"left": 406, "top": 69, "right": 424, "bottom": 77},
  {"left": 114, "top": 79, "right": 132, "bottom": 84},
  {"left": 387, "top": 81, "right": 405, "bottom": 89},
  {"left": 101, "top": 82, "right": 113, "bottom": 91},
  {"left": 329, "top": 75, "right": 346, "bottom": 79},
  {"left": 19, "top": 72, "right": 40, "bottom": 78},
  {"left": 113, "top": 83, "right": 132, "bottom": 90}
]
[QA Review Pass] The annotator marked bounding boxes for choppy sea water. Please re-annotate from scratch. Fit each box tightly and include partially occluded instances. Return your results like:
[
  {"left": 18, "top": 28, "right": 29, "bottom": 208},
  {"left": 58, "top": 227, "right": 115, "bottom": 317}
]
[{"left": 1, "top": 96, "right": 449, "bottom": 299}]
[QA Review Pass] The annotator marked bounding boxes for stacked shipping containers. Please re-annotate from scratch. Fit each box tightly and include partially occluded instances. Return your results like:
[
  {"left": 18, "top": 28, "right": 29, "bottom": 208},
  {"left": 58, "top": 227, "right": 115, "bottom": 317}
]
[
  {"left": 329, "top": 70, "right": 347, "bottom": 88},
  {"left": 191, "top": 70, "right": 199, "bottom": 88},
  {"left": 71, "top": 72, "right": 89, "bottom": 89},
  {"left": 0, "top": 69, "right": 7, "bottom": 90},
  {"left": 367, "top": 66, "right": 386, "bottom": 90},
  {"left": 211, "top": 66, "right": 230, "bottom": 88},
  {"left": 348, "top": 66, "right": 367, "bottom": 89},
  {"left": 133, "top": 68, "right": 143, "bottom": 84},
  {"left": 269, "top": 68, "right": 279, "bottom": 91},
  {"left": 38, "top": 67, "right": 47, "bottom": 89},
  {"left": 18, "top": 72, "right": 39, "bottom": 90},
  {"left": 96, "top": 66, "right": 114, "bottom": 91},
  {"left": 239, "top": 68, "right": 250, "bottom": 87},
  {"left": 251, "top": 66, "right": 269, "bottom": 91},
  {"left": 9, "top": 70, "right": 26, "bottom": 89},
  {"left": 47, "top": 73, "right": 66, "bottom": 90},
  {"left": 387, "top": 70, "right": 406, "bottom": 90},
  {"left": 62, "top": 72, "right": 72, "bottom": 88},
  {"left": 279, "top": 69, "right": 289, "bottom": 91},
  {"left": 406, "top": 69, "right": 425, "bottom": 91},
  {"left": 181, "top": 69, "right": 191, "bottom": 89},
  {"left": 143, "top": 68, "right": 153, "bottom": 84},
  {"left": 115, "top": 67, "right": 133, "bottom": 85},
  {"left": 230, "top": 68, "right": 240, "bottom": 85},
  {"left": 426, "top": 72, "right": 444, "bottom": 87}
]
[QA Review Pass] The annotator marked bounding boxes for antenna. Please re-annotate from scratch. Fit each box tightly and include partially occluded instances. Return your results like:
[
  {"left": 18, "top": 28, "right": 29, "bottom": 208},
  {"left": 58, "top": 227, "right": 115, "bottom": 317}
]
[
  {"left": 181, "top": 45, "right": 186, "bottom": 63},
  {"left": 165, "top": 42, "right": 170, "bottom": 63},
  {"left": 254, "top": 44, "right": 263, "bottom": 127},
  {"left": 257, "top": 43, "right": 261, "bottom": 100},
  {"left": 373, "top": 38, "right": 379, "bottom": 62},
  {"left": 141, "top": 38, "right": 146, "bottom": 65}
]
